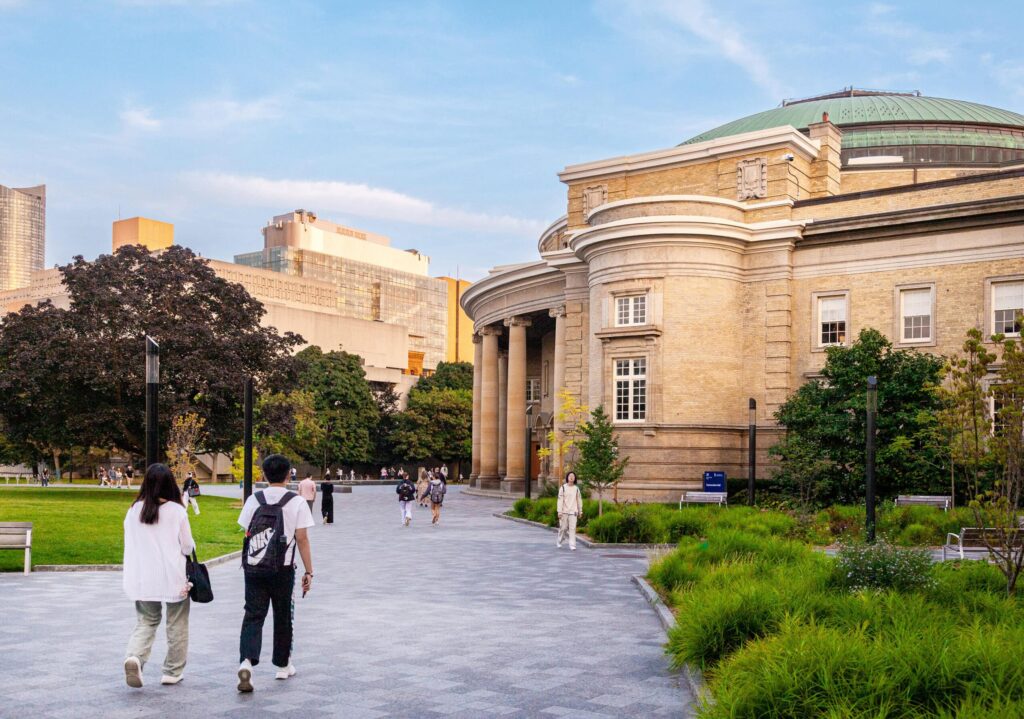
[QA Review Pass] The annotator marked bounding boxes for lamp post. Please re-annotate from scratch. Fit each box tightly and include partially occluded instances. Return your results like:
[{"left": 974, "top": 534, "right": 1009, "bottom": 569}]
[
  {"left": 243, "top": 377, "right": 254, "bottom": 501},
  {"left": 866, "top": 375, "right": 878, "bottom": 543},
  {"left": 524, "top": 404, "right": 533, "bottom": 499},
  {"left": 145, "top": 336, "right": 159, "bottom": 469},
  {"left": 748, "top": 398, "right": 757, "bottom": 506}
]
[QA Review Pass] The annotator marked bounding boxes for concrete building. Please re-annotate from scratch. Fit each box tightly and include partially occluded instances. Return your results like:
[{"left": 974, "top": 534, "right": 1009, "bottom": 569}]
[
  {"left": 113, "top": 216, "right": 174, "bottom": 252},
  {"left": 462, "top": 89, "right": 1024, "bottom": 500},
  {"left": 0, "top": 184, "right": 45, "bottom": 292}
]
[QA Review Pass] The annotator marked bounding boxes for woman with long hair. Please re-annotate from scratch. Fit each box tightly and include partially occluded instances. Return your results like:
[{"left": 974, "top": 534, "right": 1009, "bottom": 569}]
[
  {"left": 557, "top": 471, "right": 583, "bottom": 551},
  {"left": 122, "top": 463, "right": 196, "bottom": 689}
]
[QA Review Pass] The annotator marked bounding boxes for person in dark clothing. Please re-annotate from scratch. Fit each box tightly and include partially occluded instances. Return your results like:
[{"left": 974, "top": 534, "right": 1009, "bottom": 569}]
[{"left": 320, "top": 480, "right": 334, "bottom": 524}]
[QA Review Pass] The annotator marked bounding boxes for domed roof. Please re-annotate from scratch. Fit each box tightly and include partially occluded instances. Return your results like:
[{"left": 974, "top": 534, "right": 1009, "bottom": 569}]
[{"left": 684, "top": 90, "right": 1024, "bottom": 145}]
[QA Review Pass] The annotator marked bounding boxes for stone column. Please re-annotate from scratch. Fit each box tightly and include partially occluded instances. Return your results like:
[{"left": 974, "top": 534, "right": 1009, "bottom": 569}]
[
  {"left": 497, "top": 351, "right": 508, "bottom": 478},
  {"left": 549, "top": 305, "right": 566, "bottom": 480},
  {"left": 502, "top": 316, "right": 531, "bottom": 493},
  {"left": 478, "top": 325, "right": 502, "bottom": 487},
  {"left": 470, "top": 333, "right": 482, "bottom": 483}
]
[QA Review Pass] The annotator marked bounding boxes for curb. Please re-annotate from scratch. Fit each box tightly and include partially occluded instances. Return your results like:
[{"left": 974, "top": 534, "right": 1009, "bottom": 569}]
[
  {"left": 31, "top": 548, "right": 243, "bottom": 574},
  {"left": 494, "top": 512, "right": 676, "bottom": 550}
]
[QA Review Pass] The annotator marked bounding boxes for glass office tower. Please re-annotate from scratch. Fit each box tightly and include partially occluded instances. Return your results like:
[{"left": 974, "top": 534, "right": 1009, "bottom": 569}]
[{"left": 0, "top": 184, "right": 45, "bottom": 291}]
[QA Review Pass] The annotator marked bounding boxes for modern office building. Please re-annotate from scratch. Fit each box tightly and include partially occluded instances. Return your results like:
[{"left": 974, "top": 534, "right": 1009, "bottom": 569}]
[
  {"left": 113, "top": 216, "right": 174, "bottom": 252},
  {"left": 440, "top": 276, "right": 474, "bottom": 363},
  {"left": 0, "top": 184, "right": 45, "bottom": 292},
  {"left": 462, "top": 89, "right": 1024, "bottom": 499}
]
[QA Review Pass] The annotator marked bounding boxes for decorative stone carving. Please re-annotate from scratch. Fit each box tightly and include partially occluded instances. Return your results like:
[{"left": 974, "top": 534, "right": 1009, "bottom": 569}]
[
  {"left": 503, "top": 315, "right": 533, "bottom": 328},
  {"left": 736, "top": 158, "right": 767, "bottom": 200},
  {"left": 548, "top": 305, "right": 566, "bottom": 318},
  {"left": 582, "top": 185, "right": 608, "bottom": 216}
]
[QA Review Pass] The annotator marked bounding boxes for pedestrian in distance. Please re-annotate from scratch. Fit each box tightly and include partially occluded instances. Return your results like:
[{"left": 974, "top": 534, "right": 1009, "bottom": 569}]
[
  {"left": 115, "top": 467, "right": 124, "bottom": 489},
  {"left": 298, "top": 473, "right": 317, "bottom": 514},
  {"left": 440, "top": 464, "right": 449, "bottom": 482},
  {"left": 122, "top": 463, "right": 196, "bottom": 688},
  {"left": 320, "top": 478, "right": 335, "bottom": 525},
  {"left": 335, "top": 467, "right": 343, "bottom": 482},
  {"left": 40, "top": 467, "right": 50, "bottom": 487},
  {"left": 290, "top": 467, "right": 297, "bottom": 483},
  {"left": 379, "top": 466, "right": 388, "bottom": 480},
  {"left": 416, "top": 469, "right": 429, "bottom": 508},
  {"left": 99, "top": 467, "right": 110, "bottom": 487},
  {"left": 237, "top": 454, "right": 315, "bottom": 693},
  {"left": 125, "top": 465, "right": 134, "bottom": 488},
  {"left": 557, "top": 471, "right": 583, "bottom": 551},
  {"left": 182, "top": 472, "right": 201, "bottom": 516},
  {"left": 396, "top": 474, "right": 416, "bottom": 526},
  {"left": 422, "top": 474, "right": 446, "bottom": 525}
]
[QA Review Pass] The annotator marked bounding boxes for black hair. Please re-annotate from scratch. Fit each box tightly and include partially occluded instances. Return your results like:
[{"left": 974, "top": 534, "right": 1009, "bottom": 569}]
[
  {"left": 565, "top": 471, "right": 578, "bottom": 484},
  {"left": 133, "top": 463, "right": 182, "bottom": 524},
  {"left": 262, "top": 454, "right": 291, "bottom": 484}
]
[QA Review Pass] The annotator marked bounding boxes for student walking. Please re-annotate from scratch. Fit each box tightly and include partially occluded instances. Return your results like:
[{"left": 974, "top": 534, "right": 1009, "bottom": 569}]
[
  {"left": 396, "top": 475, "right": 416, "bottom": 526},
  {"left": 124, "top": 465, "right": 134, "bottom": 488},
  {"left": 182, "top": 473, "right": 201, "bottom": 515},
  {"left": 99, "top": 467, "right": 110, "bottom": 487},
  {"left": 557, "top": 471, "right": 583, "bottom": 551},
  {"left": 237, "top": 455, "right": 315, "bottom": 693},
  {"left": 40, "top": 468, "right": 50, "bottom": 487},
  {"left": 122, "top": 463, "right": 196, "bottom": 688},
  {"left": 422, "top": 475, "right": 446, "bottom": 525},
  {"left": 320, "top": 478, "right": 335, "bottom": 525},
  {"left": 416, "top": 469, "right": 429, "bottom": 507},
  {"left": 298, "top": 473, "right": 317, "bottom": 513}
]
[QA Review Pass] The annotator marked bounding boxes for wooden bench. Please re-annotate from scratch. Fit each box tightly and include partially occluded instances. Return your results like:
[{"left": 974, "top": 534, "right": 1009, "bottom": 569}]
[
  {"left": 943, "top": 528, "right": 1023, "bottom": 561},
  {"left": 895, "top": 495, "right": 952, "bottom": 511},
  {"left": 0, "top": 522, "right": 32, "bottom": 574},
  {"left": 679, "top": 491, "right": 728, "bottom": 509}
]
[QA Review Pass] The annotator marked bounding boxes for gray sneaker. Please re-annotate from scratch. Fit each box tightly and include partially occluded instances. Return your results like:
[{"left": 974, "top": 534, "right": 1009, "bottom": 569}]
[{"left": 124, "top": 656, "right": 143, "bottom": 688}]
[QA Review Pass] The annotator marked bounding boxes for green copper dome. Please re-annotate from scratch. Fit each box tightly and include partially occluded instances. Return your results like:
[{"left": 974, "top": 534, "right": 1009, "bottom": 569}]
[{"left": 684, "top": 91, "right": 1024, "bottom": 167}]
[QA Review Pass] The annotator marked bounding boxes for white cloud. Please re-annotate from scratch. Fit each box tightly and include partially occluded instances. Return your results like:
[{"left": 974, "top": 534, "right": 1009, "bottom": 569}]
[
  {"left": 120, "top": 105, "right": 162, "bottom": 131},
  {"left": 116, "top": 94, "right": 281, "bottom": 137},
  {"left": 183, "top": 172, "right": 547, "bottom": 236}
]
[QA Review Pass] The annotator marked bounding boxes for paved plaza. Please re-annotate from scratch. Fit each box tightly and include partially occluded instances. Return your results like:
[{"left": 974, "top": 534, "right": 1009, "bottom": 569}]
[{"left": 0, "top": 486, "right": 692, "bottom": 718}]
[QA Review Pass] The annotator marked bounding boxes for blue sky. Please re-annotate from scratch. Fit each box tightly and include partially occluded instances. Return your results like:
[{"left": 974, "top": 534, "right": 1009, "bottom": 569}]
[{"left": 2, "top": 0, "right": 1024, "bottom": 280}]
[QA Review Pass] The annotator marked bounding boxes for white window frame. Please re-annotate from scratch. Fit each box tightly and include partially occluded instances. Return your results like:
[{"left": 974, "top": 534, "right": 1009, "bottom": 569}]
[
  {"left": 992, "top": 279, "right": 1024, "bottom": 338},
  {"left": 614, "top": 357, "right": 647, "bottom": 422},
  {"left": 812, "top": 291, "right": 850, "bottom": 350},
  {"left": 526, "top": 377, "right": 540, "bottom": 404},
  {"left": 895, "top": 283, "right": 935, "bottom": 346},
  {"left": 615, "top": 294, "right": 647, "bottom": 327}
]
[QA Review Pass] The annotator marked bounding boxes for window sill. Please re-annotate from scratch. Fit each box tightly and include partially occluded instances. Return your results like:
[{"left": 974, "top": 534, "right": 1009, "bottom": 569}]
[
  {"left": 896, "top": 338, "right": 937, "bottom": 348},
  {"left": 811, "top": 342, "right": 847, "bottom": 353},
  {"left": 596, "top": 325, "right": 662, "bottom": 342}
]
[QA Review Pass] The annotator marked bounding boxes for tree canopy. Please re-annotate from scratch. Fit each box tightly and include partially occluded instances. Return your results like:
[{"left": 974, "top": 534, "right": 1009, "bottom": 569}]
[
  {"left": 390, "top": 387, "right": 472, "bottom": 463},
  {"left": 409, "top": 361, "right": 473, "bottom": 396}
]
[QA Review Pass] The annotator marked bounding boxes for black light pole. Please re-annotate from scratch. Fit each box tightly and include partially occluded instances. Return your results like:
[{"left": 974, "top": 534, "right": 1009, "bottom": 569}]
[
  {"left": 243, "top": 376, "right": 254, "bottom": 501},
  {"left": 748, "top": 398, "right": 757, "bottom": 506},
  {"left": 866, "top": 375, "right": 878, "bottom": 543},
  {"left": 145, "top": 336, "right": 159, "bottom": 469},
  {"left": 524, "top": 404, "right": 533, "bottom": 499}
]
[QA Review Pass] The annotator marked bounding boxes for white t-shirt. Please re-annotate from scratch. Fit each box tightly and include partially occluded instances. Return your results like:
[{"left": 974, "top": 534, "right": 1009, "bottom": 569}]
[
  {"left": 123, "top": 500, "right": 195, "bottom": 603},
  {"left": 237, "top": 486, "right": 315, "bottom": 566}
]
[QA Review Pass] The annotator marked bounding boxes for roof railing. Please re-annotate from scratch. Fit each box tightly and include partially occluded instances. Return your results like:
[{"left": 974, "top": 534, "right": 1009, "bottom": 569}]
[{"left": 781, "top": 87, "right": 922, "bottom": 107}]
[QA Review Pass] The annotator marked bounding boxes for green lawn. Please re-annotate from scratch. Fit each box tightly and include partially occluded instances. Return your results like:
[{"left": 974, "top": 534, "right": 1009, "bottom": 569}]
[{"left": 0, "top": 488, "right": 244, "bottom": 571}]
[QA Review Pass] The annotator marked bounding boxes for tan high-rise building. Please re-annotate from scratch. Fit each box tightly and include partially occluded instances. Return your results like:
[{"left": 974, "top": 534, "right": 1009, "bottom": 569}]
[
  {"left": 440, "top": 276, "right": 474, "bottom": 364},
  {"left": 113, "top": 217, "right": 174, "bottom": 252},
  {"left": 0, "top": 184, "right": 45, "bottom": 292}
]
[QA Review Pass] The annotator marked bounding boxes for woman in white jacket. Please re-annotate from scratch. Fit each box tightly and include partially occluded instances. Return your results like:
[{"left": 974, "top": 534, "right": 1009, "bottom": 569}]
[
  {"left": 122, "top": 463, "right": 196, "bottom": 689},
  {"left": 557, "top": 471, "right": 583, "bottom": 551}
]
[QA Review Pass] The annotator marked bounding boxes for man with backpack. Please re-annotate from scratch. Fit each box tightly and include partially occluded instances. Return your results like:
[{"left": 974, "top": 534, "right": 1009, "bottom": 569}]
[
  {"left": 236, "top": 454, "right": 315, "bottom": 693},
  {"left": 396, "top": 474, "right": 416, "bottom": 526}
]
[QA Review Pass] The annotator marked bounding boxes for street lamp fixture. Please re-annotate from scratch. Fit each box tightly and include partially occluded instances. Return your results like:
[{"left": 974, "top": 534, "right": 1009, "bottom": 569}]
[
  {"left": 145, "top": 336, "right": 159, "bottom": 469},
  {"left": 866, "top": 375, "right": 878, "bottom": 543}
]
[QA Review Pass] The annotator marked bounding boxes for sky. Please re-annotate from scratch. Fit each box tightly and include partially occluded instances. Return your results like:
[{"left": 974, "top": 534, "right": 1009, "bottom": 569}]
[{"left": 2, "top": 0, "right": 1024, "bottom": 281}]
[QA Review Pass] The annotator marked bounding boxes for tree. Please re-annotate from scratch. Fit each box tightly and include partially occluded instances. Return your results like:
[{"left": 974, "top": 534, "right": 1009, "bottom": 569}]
[
  {"left": 0, "top": 245, "right": 302, "bottom": 459},
  {"left": 773, "top": 328, "right": 945, "bottom": 505},
  {"left": 410, "top": 361, "right": 472, "bottom": 396},
  {"left": 369, "top": 381, "right": 401, "bottom": 465},
  {"left": 574, "top": 405, "right": 628, "bottom": 515},
  {"left": 166, "top": 412, "right": 206, "bottom": 485},
  {"left": 255, "top": 390, "right": 324, "bottom": 465},
  {"left": 391, "top": 388, "right": 472, "bottom": 467},
  {"left": 769, "top": 433, "right": 835, "bottom": 507},
  {"left": 538, "top": 388, "right": 588, "bottom": 484}
]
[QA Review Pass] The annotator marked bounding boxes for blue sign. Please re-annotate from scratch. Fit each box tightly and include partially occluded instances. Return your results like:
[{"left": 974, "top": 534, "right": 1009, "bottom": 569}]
[{"left": 703, "top": 471, "right": 726, "bottom": 492}]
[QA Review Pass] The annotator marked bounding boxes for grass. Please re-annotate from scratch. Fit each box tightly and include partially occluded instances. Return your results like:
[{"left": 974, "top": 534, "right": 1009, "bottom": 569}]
[{"left": 0, "top": 488, "right": 244, "bottom": 571}]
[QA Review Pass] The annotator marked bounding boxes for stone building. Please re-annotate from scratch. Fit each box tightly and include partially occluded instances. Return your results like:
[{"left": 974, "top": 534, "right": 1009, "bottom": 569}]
[{"left": 462, "top": 89, "right": 1024, "bottom": 500}]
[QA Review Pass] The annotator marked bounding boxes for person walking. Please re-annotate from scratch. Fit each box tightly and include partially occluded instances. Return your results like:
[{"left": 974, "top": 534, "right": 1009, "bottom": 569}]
[
  {"left": 415, "top": 469, "right": 429, "bottom": 508},
  {"left": 440, "top": 464, "right": 449, "bottom": 483},
  {"left": 422, "top": 474, "right": 446, "bottom": 525},
  {"left": 237, "top": 454, "right": 314, "bottom": 693},
  {"left": 320, "top": 478, "right": 335, "bottom": 525},
  {"left": 298, "top": 473, "right": 317, "bottom": 514},
  {"left": 40, "top": 467, "right": 50, "bottom": 487},
  {"left": 557, "top": 471, "right": 583, "bottom": 551},
  {"left": 99, "top": 467, "right": 110, "bottom": 487},
  {"left": 335, "top": 467, "right": 343, "bottom": 482},
  {"left": 396, "top": 474, "right": 416, "bottom": 526},
  {"left": 125, "top": 465, "right": 135, "bottom": 488},
  {"left": 182, "top": 473, "right": 201, "bottom": 516},
  {"left": 122, "top": 463, "right": 196, "bottom": 688}
]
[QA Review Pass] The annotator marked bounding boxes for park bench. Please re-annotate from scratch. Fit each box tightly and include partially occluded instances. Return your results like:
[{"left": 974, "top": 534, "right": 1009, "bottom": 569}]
[
  {"left": 895, "top": 495, "right": 952, "bottom": 511},
  {"left": 942, "top": 528, "right": 1023, "bottom": 561},
  {"left": 679, "top": 491, "right": 728, "bottom": 510},
  {"left": 0, "top": 522, "right": 33, "bottom": 574}
]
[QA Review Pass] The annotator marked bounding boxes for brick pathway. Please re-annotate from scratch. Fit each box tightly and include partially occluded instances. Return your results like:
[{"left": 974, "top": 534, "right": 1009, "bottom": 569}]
[{"left": 0, "top": 486, "right": 693, "bottom": 718}]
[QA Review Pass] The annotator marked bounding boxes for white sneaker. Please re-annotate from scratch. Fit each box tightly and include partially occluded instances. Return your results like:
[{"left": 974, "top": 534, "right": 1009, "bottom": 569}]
[
  {"left": 556, "top": 543, "right": 562, "bottom": 548},
  {"left": 237, "top": 659, "right": 254, "bottom": 693},
  {"left": 124, "top": 656, "right": 143, "bottom": 688},
  {"left": 275, "top": 663, "right": 296, "bottom": 680},
  {"left": 160, "top": 674, "right": 183, "bottom": 685}
]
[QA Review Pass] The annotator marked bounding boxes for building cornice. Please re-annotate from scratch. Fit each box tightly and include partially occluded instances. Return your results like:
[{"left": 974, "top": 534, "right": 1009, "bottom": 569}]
[
  {"left": 558, "top": 126, "right": 820, "bottom": 183},
  {"left": 536, "top": 215, "right": 568, "bottom": 253},
  {"left": 586, "top": 194, "right": 794, "bottom": 223},
  {"left": 460, "top": 260, "right": 564, "bottom": 321}
]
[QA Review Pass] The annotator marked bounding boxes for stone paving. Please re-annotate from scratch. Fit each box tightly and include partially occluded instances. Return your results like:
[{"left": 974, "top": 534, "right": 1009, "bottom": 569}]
[{"left": 0, "top": 485, "right": 693, "bottom": 718}]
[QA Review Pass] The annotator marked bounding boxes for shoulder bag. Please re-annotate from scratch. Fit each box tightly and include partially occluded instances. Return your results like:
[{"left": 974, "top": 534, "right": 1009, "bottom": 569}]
[{"left": 186, "top": 550, "right": 214, "bottom": 603}]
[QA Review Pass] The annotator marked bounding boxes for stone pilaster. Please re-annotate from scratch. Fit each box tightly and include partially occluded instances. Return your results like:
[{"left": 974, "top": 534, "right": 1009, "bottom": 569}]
[
  {"left": 478, "top": 325, "right": 502, "bottom": 488},
  {"left": 549, "top": 305, "right": 567, "bottom": 478},
  {"left": 470, "top": 333, "right": 482, "bottom": 483},
  {"left": 502, "top": 316, "right": 531, "bottom": 493},
  {"left": 497, "top": 350, "right": 508, "bottom": 478}
]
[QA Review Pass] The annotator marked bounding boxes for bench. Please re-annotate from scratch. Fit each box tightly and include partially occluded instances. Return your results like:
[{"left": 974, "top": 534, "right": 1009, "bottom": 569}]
[
  {"left": 895, "top": 495, "right": 952, "bottom": 511},
  {"left": 0, "top": 522, "right": 32, "bottom": 574},
  {"left": 679, "top": 491, "right": 728, "bottom": 509},
  {"left": 943, "top": 527, "right": 1023, "bottom": 561}
]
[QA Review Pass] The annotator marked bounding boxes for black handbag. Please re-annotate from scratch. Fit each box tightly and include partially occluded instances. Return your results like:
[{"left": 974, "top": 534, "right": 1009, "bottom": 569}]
[{"left": 186, "top": 550, "right": 214, "bottom": 603}]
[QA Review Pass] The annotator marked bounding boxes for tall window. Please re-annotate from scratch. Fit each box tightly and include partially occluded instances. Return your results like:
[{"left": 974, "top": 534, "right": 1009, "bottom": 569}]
[
  {"left": 818, "top": 295, "right": 847, "bottom": 346},
  {"left": 614, "top": 358, "right": 647, "bottom": 421},
  {"left": 615, "top": 295, "right": 647, "bottom": 326},
  {"left": 526, "top": 378, "right": 540, "bottom": 404},
  {"left": 900, "top": 287, "right": 932, "bottom": 342},
  {"left": 993, "top": 281, "right": 1024, "bottom": 336}
]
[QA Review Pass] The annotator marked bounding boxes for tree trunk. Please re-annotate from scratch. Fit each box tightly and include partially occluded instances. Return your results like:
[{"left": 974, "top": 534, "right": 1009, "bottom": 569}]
[
  {"left": 598, "top": 488, "right": 603, "bottom": 516},
  {"left": 52, "top": 449, "right": 62, "bottom": 481}
]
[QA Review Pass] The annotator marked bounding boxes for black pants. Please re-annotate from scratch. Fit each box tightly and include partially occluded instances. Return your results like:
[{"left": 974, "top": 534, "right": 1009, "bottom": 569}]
[{"left": 239, "top": 567, "right": 295, "bottom": 667}]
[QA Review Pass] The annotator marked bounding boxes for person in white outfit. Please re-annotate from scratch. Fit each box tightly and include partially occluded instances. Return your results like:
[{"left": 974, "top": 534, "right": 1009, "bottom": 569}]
[
  {"left": 122, "top": 463, "right": 196, "bottom": 688},
  {"left": 557, "top": 471, "right": 583, "bottom": 550}
]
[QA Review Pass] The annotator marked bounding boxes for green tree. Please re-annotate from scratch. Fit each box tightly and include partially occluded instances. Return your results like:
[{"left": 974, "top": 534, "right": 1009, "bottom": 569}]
[
  {"left": 391, "top": 388, "right": 472, "bottom": 468},
  {"left": 574, "top": 405, "right": 628, "bottom": 515},
  {"left": 773, "top": 328, "right": 945, "bottom": 505},
  {"left": 369, "top": 381, "right": 401, "bottom": 465},
  {"left": 410, "top": 361, "right": 473, "bottom": 396},
  {"left": 255, "top": 390, "right": 325, "bottom": 465}
]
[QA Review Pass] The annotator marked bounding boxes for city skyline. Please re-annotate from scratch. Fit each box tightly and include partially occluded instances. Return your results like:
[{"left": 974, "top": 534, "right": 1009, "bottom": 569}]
[{"left": 2, "top": 0, "right": 1024, "bottom": 279}]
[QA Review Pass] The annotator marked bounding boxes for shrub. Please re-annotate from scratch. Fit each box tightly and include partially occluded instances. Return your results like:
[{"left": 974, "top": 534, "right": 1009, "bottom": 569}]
[
  {"left": 647, "top": 552, "right": 702, "bottom": 598},
  {"left": 511, "top": 498, "right": 531, "bottom": 518},
  {"left": 525, "top": 497, "right": 558, "bottom": 526},
  {"left": 897, "top": 522, "right": 934, "bottom": 546},
  {"left": 831, "top": 541, "right": 934, "bottom": 592},
  {"left": 663, "top": 509, "right": 708, "bottom": 542},
  {"left": 587, "top": 506, "right": 666, "bottom": 543}
]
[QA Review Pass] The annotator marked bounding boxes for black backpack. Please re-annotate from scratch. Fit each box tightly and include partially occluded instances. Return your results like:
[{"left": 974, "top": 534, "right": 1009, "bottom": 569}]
[
  {"left": 397, "top": 481, "right": 415, "bottom": 502},
  {"left": 242, "top": 491, "right": 298, "bottom": 577},
  {"left": 429, "top": 482, "right": 446, "bottom": 504}
]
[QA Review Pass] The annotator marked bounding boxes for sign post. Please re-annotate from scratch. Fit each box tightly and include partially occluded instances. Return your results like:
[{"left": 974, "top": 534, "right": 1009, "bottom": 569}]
[{"left": 702, "top": 471, "right": 726, "bottom": 493}]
